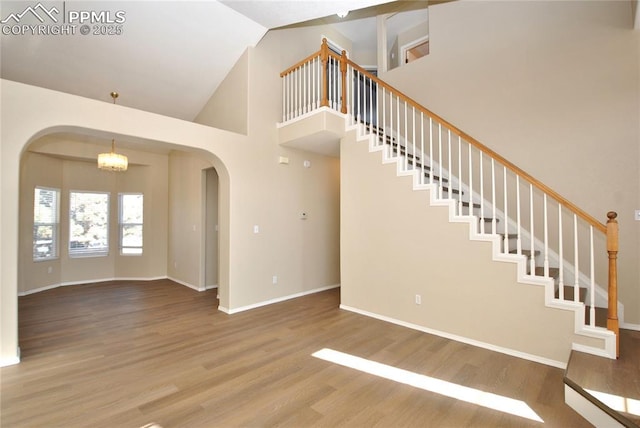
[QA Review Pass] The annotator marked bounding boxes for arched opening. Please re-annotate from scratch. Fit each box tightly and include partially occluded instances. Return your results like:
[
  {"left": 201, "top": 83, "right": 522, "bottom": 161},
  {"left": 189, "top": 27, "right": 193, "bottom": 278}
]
[{"left": 17, "top": 128, "right": 231, "bottom": 358}]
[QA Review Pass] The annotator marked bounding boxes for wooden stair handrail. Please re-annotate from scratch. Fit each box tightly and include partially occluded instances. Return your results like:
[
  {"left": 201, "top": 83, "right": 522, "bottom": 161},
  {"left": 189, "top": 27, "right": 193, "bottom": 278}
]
[
  {"left": 346, "top": 58, "right": 607, "bottom": 234},
  {"left": 280, "top": 49, "right": 321, "bottom": 78}
]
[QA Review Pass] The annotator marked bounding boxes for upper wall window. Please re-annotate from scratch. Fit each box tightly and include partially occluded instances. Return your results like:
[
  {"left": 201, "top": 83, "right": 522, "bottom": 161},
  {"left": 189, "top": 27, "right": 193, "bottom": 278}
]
[
  {"left": 119, "top": 193, "right": 143, "bottom": 255},
  {"left": 69, "top": 191, "right": 109, "bottom": 257},
  {"left": 33, "top": 187, "right": 60, "bottom": 261}
]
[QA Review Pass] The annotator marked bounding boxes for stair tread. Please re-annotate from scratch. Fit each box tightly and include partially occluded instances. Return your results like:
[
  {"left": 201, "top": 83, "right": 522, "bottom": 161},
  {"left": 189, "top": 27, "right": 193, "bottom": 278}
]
[
  {"left": 584, "top": 306, "right": 608, "bottom": 328},
  {"left": 509, "top": 249, "right": 540, "bottom": 257},
  {"left": 534, "top": 267, "right": 560, "bottom": 278},
  {"left": 555, "top": 285, "right": 587, "bottom": 303},
  {"left": 460, "top": 201, "right": 481, "bottom": 209}
]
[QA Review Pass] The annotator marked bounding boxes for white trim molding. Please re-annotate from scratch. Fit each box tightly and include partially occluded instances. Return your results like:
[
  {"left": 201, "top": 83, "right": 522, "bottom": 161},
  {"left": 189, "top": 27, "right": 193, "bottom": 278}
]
[
  {"left": 219, "top": 284, "right": 340, "bottom": 315},
  {"left": 18, "top": 276, "right": 167, "bottom": 296},
  {"left": 340, "top": 304, "right": 567, "bottom": 369}
]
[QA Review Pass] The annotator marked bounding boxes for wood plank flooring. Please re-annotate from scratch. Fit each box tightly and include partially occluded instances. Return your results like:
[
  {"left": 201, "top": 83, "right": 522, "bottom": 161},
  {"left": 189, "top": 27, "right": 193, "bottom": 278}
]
[
  {"left": 2, "top": 279, "right": 590, "bottom": 427},
  {"left": 565, "top": 329, "right": 640, "bottom": 426}
]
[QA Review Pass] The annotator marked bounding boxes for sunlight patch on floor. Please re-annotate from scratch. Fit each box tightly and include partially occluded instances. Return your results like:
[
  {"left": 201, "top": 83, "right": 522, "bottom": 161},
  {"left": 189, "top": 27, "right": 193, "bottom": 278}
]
[
  {"left": 312, "top": 348, "right": 544, "bottom": 423},
  {"left": 586, "top": 389, "right": 640, "bottom": 417}
]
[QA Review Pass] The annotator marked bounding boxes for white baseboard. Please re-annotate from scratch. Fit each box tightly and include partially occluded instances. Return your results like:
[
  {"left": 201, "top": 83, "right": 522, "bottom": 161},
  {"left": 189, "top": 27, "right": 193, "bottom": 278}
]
[
  {"left": 340, "top": 304, "right": 567, "bottom": 369},
  {"left": 220, "top": 284, "right": 340, "bottom": 315},
  {"left": 620, "top": 321, "right": 640, "bottom": 331},
  {"left": 166, "top": 276, "right": 203, "bottom": 292},
  {"left": 18, "top": 276, "right": 167, "bottom": 296},
  {"left": 0, "top": 355, "right": 20, "bottom": 368}
]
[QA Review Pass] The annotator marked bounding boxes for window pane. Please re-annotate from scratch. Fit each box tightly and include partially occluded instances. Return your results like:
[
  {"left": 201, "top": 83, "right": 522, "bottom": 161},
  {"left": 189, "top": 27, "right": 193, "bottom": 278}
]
[
  {"left": 69, "top": 192, "right": 109, "bottom": 256},
  {"left": 119, "top": 193, "right": 143, "bottom": 255},
  {"left": 33, "top": 187, "right": 59, "bottom": 260},
  {"left": 122, "top": 225, "right": 143, "bottom": 247},
  {"left": 121, "top": 194, "right": 143, "bottom": 223},
  {"left": 33, "top": 225, "right": 56, "bottom": 259}
]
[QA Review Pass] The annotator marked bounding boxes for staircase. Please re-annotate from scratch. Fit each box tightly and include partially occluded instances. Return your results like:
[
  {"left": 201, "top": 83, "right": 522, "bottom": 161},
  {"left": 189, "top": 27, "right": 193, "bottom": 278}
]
[{"left": 278, "top": 39, "right": 621, "bottom": 364}]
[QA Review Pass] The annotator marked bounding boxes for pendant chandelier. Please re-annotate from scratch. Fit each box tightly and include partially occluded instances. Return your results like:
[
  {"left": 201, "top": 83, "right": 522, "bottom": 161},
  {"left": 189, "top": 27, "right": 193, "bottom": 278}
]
[{"left": 98, "top": 92, "right": 128, "bottom": 172}]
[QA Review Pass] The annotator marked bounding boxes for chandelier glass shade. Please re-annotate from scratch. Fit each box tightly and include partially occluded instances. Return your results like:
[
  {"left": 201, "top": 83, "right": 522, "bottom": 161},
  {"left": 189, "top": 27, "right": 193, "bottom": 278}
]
[
  {"left": 98, "top": 139, "right": 128, "bottom": 171},
  {"left": 98, "top": 92, "right": 128, "bottom": 172}
]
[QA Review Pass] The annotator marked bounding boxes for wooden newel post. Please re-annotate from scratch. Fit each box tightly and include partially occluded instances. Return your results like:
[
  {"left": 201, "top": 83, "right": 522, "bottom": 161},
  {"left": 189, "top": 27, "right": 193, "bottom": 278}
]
[
  {"left": 320, "top": 38, "right": 329, "bottom": 108},
  {"left": 606, "top": 211, "right": 620, "bottom": 358},
  {"left": 340, "top": 50, "right": 348, "bottom": 114}
]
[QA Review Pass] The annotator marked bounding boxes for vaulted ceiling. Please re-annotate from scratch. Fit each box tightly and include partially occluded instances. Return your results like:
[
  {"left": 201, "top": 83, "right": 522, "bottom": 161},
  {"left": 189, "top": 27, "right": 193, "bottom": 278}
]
[{"left": 0, "top": 0, "right": 396, "bottom": 120}]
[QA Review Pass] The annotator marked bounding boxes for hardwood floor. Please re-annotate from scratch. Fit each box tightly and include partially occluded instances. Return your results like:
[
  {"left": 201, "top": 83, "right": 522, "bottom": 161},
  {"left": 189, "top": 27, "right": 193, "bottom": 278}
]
[
  {"left": 2, "top": 280, "right": 590, "bottom": 427},
  {"left": 565, "top": 329, "right": 640, "bottom": 426}
]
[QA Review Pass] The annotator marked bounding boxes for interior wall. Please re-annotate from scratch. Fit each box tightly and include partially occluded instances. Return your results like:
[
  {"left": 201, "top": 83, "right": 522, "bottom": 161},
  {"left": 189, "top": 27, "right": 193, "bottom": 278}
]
[
  {"left": 167, "top": 151, "right": 214, "bottom": 290},
  {"left": 195, "top": 24, "right": 346, "bottom": 310},
  {"left": 381, "top": 0, "right": 640, "bottom": 326},
  {"left": 195, "top": 49, "right": 249, "bottom": 135},
  {"left": 19, "top": 140, "right": 169, "bottom": 294},
  {"left": 340, "top": 131, "right": 605, "bottom": 365},
  {"left": 205, "top": 167, "right": 219, "bottom": 289}
]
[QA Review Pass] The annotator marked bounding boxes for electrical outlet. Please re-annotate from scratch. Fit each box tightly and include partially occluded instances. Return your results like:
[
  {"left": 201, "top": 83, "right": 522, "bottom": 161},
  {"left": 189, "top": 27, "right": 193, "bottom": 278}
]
[
  {"left": 415, "top": 294, "right": 421, "bottom": 305},
  {"left": 272, "top": 275, "right": 278, "bottom": 285},
  {"left": 635, "top": 210, "right": 640, "bottom": 221}
]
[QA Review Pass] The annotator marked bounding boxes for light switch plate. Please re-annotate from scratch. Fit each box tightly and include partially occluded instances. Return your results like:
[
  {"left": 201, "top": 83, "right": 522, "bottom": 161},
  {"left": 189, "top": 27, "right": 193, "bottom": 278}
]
[{"left": 635, "top": 210, "right": 640, "bottom": 221}]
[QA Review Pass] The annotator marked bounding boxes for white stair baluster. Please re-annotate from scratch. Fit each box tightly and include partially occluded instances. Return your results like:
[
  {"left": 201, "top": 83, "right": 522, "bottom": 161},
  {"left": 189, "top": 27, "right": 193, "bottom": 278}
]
[
  {"left": 503, "top": 166, "right": 509, "bottom": 253},
  {"left": 558, "top": 204, "right": 565, "bottom": 300},
  {"left": 382, "top": 88, "right": 387, "bottom": 158},
  {"left": 590, "top": 225, "right": 595, "bottom": 326},
  {"left": 303, "top": 62, "right": 307, "bottom": 113},
  {"left": 412, "top": 107, "right": 416, "bottom": 171},
  {"left": 458, "top": 136, "right": 463, "bottom": 215},
  {"left": 396, "top": 95, "right": 400, "bottom": 159},
  {"left": 421, "top": 112, "right": 425, "bottom": 185},
  {"left": 328, "top": 58, "right": 333, "bottom": 109},
  {"left": 356, "top": 70, "right": 361, "bottom": 128},
  {"left": 438, "top": 123, "right": 443, "bottom": 199},
  {"left": 544, "top": 194, "right": 549, "bottom": 277},
  {"left": 369, "top": 76, "right": 373, "bottom": 134},
  {"left": 312, "top": 60, "right": 315, "bottom": 110},
  {"left": 529, "top": 184, "right": 535, "bottom": 276},
  {"left": 468, "top": 145, "right": 473, "bottom": 218},
  {"left": 376, "top": 82, "right": 380, "bottom": 145},
  {"left": 429, "top": 118, "right": 434, "bottom": 185},
  {"left": 573, "top": 214, "right": 580, "bottom": 303},
  {"left": 516, "top": 176, "right": 522, "bottom": 255},
  {"left": 447, "top": 129, "right": 452, "bottom": 201},
  {"left": 404, "top": 101, "right": 408, "bottom": 170},
  {"left": 491, "top": 159, "right": 496, "bottom": 235},
  {"left": 480, "top": 152, "right": 485, "bottom": 233},
  {"left": 389, "top": 93, "right": 394, "bottom": 155}
]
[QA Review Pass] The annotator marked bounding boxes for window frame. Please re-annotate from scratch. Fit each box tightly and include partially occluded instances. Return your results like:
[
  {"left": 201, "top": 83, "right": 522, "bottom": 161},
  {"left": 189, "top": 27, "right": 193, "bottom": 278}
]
[
  {"left": 33, "top": 186, "right": 60, "bottom": 261},
  {"left": 68, "top": 190, "right": 110, "bottom": 258},
  {"left": 118, "top": 192, "right": 143, "bottom": 256}
]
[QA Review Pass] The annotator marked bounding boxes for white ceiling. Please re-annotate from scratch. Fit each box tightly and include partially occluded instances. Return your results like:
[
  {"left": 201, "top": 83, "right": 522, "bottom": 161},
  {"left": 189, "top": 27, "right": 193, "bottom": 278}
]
[{"left": 0, "top": 0, "right": 395, "bottom": 121}]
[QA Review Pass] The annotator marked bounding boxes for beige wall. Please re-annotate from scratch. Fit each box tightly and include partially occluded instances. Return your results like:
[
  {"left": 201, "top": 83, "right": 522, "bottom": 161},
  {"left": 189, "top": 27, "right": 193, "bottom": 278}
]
[
  {"left": 167, "top": 151, "right": 214, "bottom": 289},
  {"left": 19, "top": 139, "right": 169, "bottom": 293},
  {"left": 196, "top": 25, "right": 345, "bottom": 310},
  {"left": 381, "top": 0, "right": 640, "bottom": 326},
  {"left": 340, "top": 130, "right": 606, "bottom": 365},
  {"left": 195, "top": 49, "right": 249, "bottom": 135}
]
